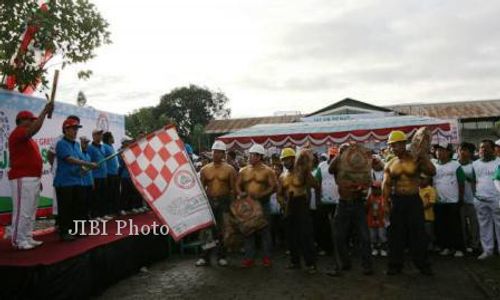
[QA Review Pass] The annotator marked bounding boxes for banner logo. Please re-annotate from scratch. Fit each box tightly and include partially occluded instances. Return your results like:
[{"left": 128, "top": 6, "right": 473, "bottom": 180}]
[
  {"left": 174, "top": 170, "right": 196, "bottom": 190},
  {"left": 96, "top": 113, "right": 109, "bottom": 132}
]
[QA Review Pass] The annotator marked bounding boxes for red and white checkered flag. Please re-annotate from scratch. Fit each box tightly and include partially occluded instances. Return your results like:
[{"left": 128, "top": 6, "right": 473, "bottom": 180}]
[{"left": 122, "top": 125, "right": 214, "bottom": 240}]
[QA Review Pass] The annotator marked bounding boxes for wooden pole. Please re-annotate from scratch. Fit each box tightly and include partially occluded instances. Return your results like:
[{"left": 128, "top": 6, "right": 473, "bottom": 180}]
[{"left": 47, "top": 70, "right": 59, "bottom": 119}]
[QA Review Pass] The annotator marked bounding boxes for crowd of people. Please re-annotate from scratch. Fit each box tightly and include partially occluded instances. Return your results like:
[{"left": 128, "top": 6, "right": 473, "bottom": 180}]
[
  {"left": 7, "top": 103, "right": 500, "bottom": 278},
  {"left": 8, "top": 104, "right": 147, "bottom": 250},
  {"left": 193, "top": 131, "right": 500, "bottom": 277}
]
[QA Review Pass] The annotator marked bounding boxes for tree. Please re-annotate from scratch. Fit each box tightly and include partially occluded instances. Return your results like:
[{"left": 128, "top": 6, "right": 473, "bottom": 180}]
[
  {"left": 125, "top": 107, "right": 161, "bottom": 138},
  {"left": 0, "top": 0, "right": 111, "bottom": 91},
  {"left": 154, "top": 84, "right": 230, "bottom": 140},
  {"left": 125, "top": 85, "right": 231, "bottom": 147}
]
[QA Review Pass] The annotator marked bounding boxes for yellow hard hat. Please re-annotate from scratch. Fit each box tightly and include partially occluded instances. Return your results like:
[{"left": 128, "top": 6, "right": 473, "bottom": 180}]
[
  {"left": 280, "top": 147, "right": 296, "bottom": 160},
  {"left": 387, "top": 130, "right": 407, "bottom": 144}
]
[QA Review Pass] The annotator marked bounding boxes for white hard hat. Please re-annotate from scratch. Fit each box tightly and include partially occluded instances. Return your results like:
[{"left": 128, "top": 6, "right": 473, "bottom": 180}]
[
  {"left": 249, "top": 144, "right": 266, "bottom": 156},
  {"left": 495, "top": 139, "right": 500, "bottom": 147},
  {"left": 211, "top": 140, "right": 227, "bottom": 151}
]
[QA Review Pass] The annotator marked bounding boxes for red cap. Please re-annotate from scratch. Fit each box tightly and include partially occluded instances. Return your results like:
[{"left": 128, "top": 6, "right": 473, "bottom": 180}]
[
  {"left": 16, "top": 110, "right": 37, "bottom": 121},
  {"left": 62, "top": 119, "right": 82, "bottom": 129}
]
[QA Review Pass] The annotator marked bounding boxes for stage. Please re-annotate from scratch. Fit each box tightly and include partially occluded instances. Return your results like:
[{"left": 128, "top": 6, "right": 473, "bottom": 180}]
[{"left": 0, "top": 212, "right": 171, "bottom": 299}]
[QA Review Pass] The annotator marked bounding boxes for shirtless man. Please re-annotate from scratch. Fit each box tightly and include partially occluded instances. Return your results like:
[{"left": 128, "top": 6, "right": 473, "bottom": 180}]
[
  {"left": 236, "top": 144, "right": 277, "bottom": 267},
  {"left": 329, "top": 143, "right": 373, "bottom": 275},
  {"left": 383, "top": 130, "right": 435, "bottom": 276},
  {"left": 196, "top": 141, "right": 237, "bottom": 267},
  {"left": 278, "top": 148, "right": 318, "bottom": 273}
]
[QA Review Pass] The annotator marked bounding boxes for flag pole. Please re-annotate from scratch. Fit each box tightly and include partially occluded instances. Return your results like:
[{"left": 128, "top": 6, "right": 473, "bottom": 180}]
[
  {"left": 81, "top": 148, "right": 124, "bottom": 174},
  {"left": 47, "top": 69, "right": 59, "bottom": 119}
]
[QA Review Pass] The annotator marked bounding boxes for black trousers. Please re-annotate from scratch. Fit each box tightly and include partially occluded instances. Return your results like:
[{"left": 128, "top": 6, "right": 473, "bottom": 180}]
[
  {"left": 107, "top": 175, "right": 120, "bottom": 214},
  {"left": 311, "top": 204, "right": 334, "bottom": 254},
  {"left": 434, "top": 203, "right": 464, "bottom": 251},
  {"left": 91, "top": 178, "right": 107, "bottom": 218},
  {"left": 287, "top": 195, "right": 316, "bottom": 266},
  {"left": 81, "top": 185, "right": 92, "bottom": 219},
  {"left": 334, "top": 199, "right": 372, "bottom": 269},
  {"left": 56, "top": 186, "right": 84, "bottom": 236},
  {"left": 121, "top": 178, "right": 140, "bottom": 211},
  {"left": 388, "top": 194, "right": 430, "bottom": 270}
]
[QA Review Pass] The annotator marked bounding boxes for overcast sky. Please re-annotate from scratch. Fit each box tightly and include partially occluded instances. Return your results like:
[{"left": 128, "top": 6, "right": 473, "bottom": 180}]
[{"left": 42, "top": 0, "right": 500, "bottom": 118}]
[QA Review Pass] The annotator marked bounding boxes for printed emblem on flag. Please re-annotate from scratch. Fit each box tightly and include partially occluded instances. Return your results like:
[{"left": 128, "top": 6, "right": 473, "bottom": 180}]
[
  {"left": 122, "top": 127, "right": 188, "bottom": 202},
  {"left": 121, "top": 125, "right": 214, "bottom": 241}
]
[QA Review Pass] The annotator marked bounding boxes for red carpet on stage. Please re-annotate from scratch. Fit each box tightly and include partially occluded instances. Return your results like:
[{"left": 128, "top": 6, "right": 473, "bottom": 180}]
[{"left": 0, "top": 212, "right": 161, "bottom": 266}]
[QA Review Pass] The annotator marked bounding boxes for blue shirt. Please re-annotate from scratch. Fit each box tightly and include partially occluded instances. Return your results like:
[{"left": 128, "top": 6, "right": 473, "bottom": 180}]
[
  {"left": 103, "top": 143, "right": 119, "bottom": 175},
  {"left": 118, "top": 154, "right": 130, "bottom": 179},
  {"left": 53, "top": 138, "right": 84, "bottom": 187},
  {"left": 81, "top": 151, "right": 94, "bottom": 186},
  {"left": 87, "top": 142, "right": 108, "bottom": 179}
]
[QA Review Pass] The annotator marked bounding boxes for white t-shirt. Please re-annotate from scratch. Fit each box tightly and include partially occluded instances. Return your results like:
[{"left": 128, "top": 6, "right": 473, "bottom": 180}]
[
  {"left": 318, "top": 161, "right": 339, "bottom": 204},
  {"left": 433, "top": 160, "right": 461, "bottom": 204},
  {"left": 372, "top": 169, "right": 384, "bottom": 182},
  {"left": 473, "top": 158, "right": 500, "bottom": 202},
  {"left": 460, "top": 162, "right": 475, "bottom": 204}
]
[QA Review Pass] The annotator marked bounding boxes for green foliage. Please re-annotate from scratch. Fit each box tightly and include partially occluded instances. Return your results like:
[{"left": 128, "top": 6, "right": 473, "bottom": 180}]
[
  {"left": 125, "top": 85, "right": 230, "bottom": 150},
  {"left": 0, "top": 0, "right": 111, "bottom": 91},
  {"left": 125, "top": 107, "right": 159, "bottom": 138},
  {"left": 155, "top": 84, "right": 231, "bottom": 139}
]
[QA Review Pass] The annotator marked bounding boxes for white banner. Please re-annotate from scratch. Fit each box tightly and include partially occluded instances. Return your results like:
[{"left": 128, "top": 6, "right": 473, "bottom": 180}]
[
  {"left": 121, "top": 125, "right": 214, "bottom": 241},
  {"left": 0, "top": 89, "right": 125, "bottom": 225}
]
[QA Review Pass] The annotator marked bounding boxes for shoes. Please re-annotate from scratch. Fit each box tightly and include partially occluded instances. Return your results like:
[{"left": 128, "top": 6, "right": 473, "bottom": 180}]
[
  {"left": 420, "top": 267, "right": 434, "bottom": 276},
  {"left": 285, "top": 250, "right": 291, "bottom": 256},
  {"left": 14, "top": 242, "right": 36, "bottom": 250},
  {"left": 466, "top": 247, "right": 473, "bottom": 254},
  {"left": 326, "top": 269, "right": 340, "bottom": 277},
  {"left": 439, "top": 248, "right": 451, "bottom": 256},
  {"left": 120, "top": 210, "right": 127, "bottom": 216},
  {"left": 241, "top": 259, "right": 254, "bottom": 268},
  {"left": 380, "top": 249, "right": 388, "bottom": 257},
  {"left": 477, "top": 252, "right": 492, "bottom": 260},
  {"left": 103, "top": 215, "right": 113, "bottom": 221},
  {"left": 318, "top": 250, "right": 326, "bottom": 256},
  {"left": 262, "top": 256, "right": 272, "bottom": 267},
  {"left": 218, "top": 258, "right": 228, "bottom": 267},
  {"left": 307, "top": 265, "right": 317, "bottom": 274},
  {"left": 385, "top": 267, "right": 401, "bottom": 276},
  {"left": 371, "top": 249, "right": 379, "bottom": 256},
  {"left": 132, "top": 208, "right": 141, "bottom": 214},
  {"left": 195, "top": 258, "right": 209, "bottom": 267},
  {"left": 454, "top": 251, "right": 464, "bottom": 258},
  {"left": 29, "top": 239, "right": 44, "bottom": 247}
]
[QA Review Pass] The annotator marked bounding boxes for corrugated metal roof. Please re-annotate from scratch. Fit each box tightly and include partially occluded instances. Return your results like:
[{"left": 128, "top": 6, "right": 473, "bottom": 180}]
[
  {"left": 388, "top": 99, "right": 500, "bottom": 119},
  {"left": 206, "top": 99, "right": 500, "bottom": 135},
  {"left": 219, "top": 115, "right": 449, "bottom": 138},
  {"left": 205, "top": 115, "right": 303, "bottom": 134}
]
